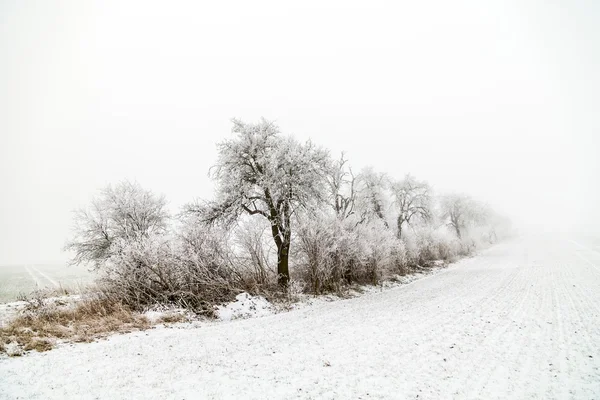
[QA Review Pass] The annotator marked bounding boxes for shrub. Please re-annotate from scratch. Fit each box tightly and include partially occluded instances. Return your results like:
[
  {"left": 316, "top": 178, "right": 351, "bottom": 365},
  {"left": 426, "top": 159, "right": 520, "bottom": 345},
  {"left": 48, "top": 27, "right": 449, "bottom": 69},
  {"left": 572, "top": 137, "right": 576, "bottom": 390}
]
[
  {"left": 231, "top": 219, "right": 277, "bottom": 290},
  {"left": 295, "top": 216, "right": 399, "bottom": 293},
  {"left": 98, "top": 232, "right": 237, "bottom": 315},
  {"left": 295, "top": 218, "right": 339, "bottom": 294}
]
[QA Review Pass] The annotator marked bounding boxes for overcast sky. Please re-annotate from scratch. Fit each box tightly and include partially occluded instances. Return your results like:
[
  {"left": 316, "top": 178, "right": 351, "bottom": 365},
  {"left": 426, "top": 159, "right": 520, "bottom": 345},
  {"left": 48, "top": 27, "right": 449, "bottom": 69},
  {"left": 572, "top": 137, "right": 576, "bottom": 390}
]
[{"left": 1, "top": 0, "right": 598, "bottom": 265}]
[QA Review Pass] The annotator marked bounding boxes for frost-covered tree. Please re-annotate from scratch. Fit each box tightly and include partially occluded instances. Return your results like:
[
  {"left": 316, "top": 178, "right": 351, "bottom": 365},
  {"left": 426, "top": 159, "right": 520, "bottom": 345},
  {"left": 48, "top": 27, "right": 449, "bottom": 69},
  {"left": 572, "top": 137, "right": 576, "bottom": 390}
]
[
  {"left": 65, "top": 181, "right": 169, "bottom": 269},
  {"left": 439, "top": 193, "right": 481, "bottom": 239},
  {"left": 195, "top": 118, "right": 330, "bottom": 286},
  {"left": 391, "top": 174, "right": 432, "bottom": 239},
  {"left": 355, "top": 167, "right": 390, "bottom": 227},
  {"left": 327, "top": 153, "right": 358, "bottom": 221}
]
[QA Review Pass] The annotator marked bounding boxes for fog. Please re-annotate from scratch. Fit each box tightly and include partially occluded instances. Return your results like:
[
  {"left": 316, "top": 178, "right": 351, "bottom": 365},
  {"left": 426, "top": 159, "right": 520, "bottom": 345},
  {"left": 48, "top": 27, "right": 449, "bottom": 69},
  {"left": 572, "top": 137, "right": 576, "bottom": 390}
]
[{"left": 1, "top": 0, "right": 598, "bottom": 265}]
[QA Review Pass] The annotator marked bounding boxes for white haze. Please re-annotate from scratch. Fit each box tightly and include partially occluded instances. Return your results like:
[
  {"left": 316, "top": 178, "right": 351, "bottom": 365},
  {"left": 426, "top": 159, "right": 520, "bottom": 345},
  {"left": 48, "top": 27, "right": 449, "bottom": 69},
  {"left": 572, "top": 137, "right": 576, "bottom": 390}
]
[{"left": 0, "top": 0, "right": 598, "bottom": 265}]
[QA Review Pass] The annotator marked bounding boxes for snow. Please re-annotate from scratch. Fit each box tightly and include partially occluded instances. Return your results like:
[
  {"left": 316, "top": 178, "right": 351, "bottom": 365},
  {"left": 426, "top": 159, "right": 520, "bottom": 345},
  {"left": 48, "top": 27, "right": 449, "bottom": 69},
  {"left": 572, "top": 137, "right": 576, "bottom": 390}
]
[
  {"left": 215, "top": 292, "right": 274, "bottom": 321},
  {"left": 3, "top": 342, "right": 23, "bottom": 357},
  {"left": 0, "top": 301, "right": 27, "bottom": 328},
  {"left": 1, "top": 235, "right": 600, "bottom": 399}
]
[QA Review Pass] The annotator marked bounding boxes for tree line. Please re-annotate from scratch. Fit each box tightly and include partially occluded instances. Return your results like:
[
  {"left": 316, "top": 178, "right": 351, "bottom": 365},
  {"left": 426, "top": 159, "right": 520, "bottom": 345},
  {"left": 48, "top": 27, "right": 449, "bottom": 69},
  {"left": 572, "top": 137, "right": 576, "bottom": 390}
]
[{"left": 65, "top": 118, "right": 512, "bottom": 312}]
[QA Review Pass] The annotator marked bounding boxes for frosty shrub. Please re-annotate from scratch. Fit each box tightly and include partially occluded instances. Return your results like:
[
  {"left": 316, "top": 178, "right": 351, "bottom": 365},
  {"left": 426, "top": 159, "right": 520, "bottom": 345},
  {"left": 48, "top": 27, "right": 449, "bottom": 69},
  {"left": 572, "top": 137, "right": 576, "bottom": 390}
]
[
  {"left": 65, "top": 182, "right": 240, "bottom": 314},
  {"left": 402, "top": 226, "right": 465, "bottom": 267},
  {"left": 231, "top": 218, "right": 277, "bottom": 290},
  {"left": 295, "top": 216, "right": 339, "bottom": 294},
  {"left": 99, "top": 231, "right": 236, "bottom": 314},
  {"left": 296, "top": 215, "right": 399, "bottom": 293},
  {"left": 390, "top": 239, "right": 410, "bottom": 275},
  {"left": 350, "top": 219, "right": 396, "bottom": 284}
]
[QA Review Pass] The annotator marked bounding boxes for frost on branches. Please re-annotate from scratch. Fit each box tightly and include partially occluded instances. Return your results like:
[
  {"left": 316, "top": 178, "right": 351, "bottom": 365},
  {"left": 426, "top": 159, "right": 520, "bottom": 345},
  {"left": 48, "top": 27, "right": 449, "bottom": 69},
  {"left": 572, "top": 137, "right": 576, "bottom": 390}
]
[{"left": 190, "top": 118, "right": 331, "bottom": 286}]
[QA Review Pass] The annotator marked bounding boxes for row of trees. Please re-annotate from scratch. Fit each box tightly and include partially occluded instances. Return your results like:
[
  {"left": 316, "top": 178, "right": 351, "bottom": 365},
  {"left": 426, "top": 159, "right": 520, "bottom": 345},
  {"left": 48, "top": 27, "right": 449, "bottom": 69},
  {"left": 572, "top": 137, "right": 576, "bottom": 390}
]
[{"left": 66, "top": 118, "right": 511, "bottom": 309}]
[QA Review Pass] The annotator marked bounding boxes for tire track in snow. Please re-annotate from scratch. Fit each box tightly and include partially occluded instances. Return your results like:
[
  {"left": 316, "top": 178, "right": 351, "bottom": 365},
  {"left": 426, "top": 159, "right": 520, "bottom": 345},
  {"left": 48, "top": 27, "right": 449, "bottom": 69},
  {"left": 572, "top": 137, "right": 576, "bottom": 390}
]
[
  {"left": 24, "top": 265, "right": 43, "bottom": 288},
  {"left": 456, "top": 262, "right": 536, "bottom": 398},
  {"left": 569, "top": 239, "right": 600, "bottom": 256},
  {"left": 555, "top": 253, "right": 600, "bottom": 398},
  {"left": 30, "top": 266, "right": 60, "bottom": 288},
  {"left": 573, "top": 252, "right": 600, "bottom": 273}
]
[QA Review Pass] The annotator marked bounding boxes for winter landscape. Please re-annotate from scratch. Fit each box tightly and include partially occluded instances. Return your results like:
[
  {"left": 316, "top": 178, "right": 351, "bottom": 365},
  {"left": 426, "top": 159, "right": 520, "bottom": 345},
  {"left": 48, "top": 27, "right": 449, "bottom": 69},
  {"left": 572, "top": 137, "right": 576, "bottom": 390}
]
[
  {"left": 1, "top": 1, "right": 599, "bottom": 399},
  {"left": 1, "top": 236, "right": 599, "bottom": 399}
]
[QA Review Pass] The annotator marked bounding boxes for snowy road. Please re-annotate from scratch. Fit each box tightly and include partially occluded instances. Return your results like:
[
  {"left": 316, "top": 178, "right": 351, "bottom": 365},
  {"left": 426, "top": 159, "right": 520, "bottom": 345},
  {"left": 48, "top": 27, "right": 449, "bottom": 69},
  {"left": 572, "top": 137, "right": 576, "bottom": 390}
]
[{"left": 1, "top": 235, "right": 600, "bottom": 399}]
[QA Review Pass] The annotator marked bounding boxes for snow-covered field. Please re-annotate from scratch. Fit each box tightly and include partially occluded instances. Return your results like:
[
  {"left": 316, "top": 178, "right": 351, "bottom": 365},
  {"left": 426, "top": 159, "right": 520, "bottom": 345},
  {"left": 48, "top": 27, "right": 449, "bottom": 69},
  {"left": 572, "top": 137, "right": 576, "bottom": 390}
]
[
  {"left": 1, "top": 235, "right": 599, "bottom": 399},
  {"left": 0, "top": 264, "right": 92, "bottom": 303}
]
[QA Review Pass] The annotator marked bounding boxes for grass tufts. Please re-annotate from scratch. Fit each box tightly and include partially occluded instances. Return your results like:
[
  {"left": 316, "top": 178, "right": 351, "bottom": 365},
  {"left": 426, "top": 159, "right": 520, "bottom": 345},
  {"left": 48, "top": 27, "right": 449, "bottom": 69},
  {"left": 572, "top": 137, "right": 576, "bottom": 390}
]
[{"left": 0, "top": 292, "right": 149, "bottom": 355}]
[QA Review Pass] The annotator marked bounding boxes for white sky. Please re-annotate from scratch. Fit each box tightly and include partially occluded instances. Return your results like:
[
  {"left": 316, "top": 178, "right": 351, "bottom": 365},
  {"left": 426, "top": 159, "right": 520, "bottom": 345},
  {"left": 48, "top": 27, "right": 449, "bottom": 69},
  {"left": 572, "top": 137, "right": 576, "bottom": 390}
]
[{"left": 1, "top": 0, "right": 598, "bottom": 264}]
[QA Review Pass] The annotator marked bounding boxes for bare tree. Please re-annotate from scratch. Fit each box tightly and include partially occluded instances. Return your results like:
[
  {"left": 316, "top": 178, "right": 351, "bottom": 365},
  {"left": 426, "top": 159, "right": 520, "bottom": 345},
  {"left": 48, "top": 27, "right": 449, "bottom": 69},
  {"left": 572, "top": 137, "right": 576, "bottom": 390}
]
[
  {"left": 439, "top": 193, "right": 483, "bottom": 239},
  {"left": 355, "top": 167, "right": 390, "bottom": 228},
  {"left": 391, "top": 174, "right": 432, "bottom": 240},
  {"left": 191, "top": 118, "right": 330, "bottom": 286},
  {"left": 65, "top": 181, "right": 169, "bottom": 269},
  {"left": 327, "top": 153, "right": 358, "bottom": 220}
]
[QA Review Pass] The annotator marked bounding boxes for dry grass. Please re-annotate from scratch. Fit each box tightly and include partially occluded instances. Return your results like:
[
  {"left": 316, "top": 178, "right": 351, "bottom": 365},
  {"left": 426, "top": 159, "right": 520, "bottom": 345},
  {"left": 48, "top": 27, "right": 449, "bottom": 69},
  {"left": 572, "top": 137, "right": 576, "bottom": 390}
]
[
  {"left": 0, "top": 294, "right": 150, "bottom": 356},
  {"left": 156, "top": 312, "right": 187, "bottom": 324}
]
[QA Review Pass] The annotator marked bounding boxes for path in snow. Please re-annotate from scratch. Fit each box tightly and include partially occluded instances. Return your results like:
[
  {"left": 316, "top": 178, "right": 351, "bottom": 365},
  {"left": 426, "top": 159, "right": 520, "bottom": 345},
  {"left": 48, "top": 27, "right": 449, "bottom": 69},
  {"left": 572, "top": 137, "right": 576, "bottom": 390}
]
[
  {"left": 29, "top": 266, "right": 60, "bottom": 289},
  {"left": 23, "top": 265, "right": 60, "bottom": 290},
  {"left": 1, "top": 235, "right": 599, "bottom": 399},
  {"left": 23, "top": 266, "right": 43, "bottom": 289}
]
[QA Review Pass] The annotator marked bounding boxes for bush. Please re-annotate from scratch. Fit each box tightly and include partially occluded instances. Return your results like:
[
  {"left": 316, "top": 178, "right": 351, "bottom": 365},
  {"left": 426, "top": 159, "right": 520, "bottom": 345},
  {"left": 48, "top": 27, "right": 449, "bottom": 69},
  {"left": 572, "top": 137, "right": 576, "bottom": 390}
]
[
  {"left": 401, "top": 226, "right": 468, "bottom": 268},
  {"left": 231, "top": 219, "right": 277, "bottom": 290},
  {"left": 295, "top": 218, "right": 340, "bottom": 294},
  {"left": 98, "top": 232, "right": 237, "bottom": 315},
  {"left": 295, "top": 216, "right": 399, "bottom": 293}
]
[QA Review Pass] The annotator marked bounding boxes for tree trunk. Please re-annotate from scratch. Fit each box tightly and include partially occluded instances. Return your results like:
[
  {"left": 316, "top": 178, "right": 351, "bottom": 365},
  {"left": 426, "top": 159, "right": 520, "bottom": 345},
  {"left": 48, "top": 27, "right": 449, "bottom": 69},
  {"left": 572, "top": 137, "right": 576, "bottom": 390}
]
[
  {"left": 454, "top": 224, "right": 461, "bottom": 239},
  {"left": 450, "top": 213, "right": 461, "bottom": 239},
  {"left": 397, "top": 217, "right": 403, "bottom": 240},
  {"left": 277, "top": 241, "right": 290, "bottom": 287}
]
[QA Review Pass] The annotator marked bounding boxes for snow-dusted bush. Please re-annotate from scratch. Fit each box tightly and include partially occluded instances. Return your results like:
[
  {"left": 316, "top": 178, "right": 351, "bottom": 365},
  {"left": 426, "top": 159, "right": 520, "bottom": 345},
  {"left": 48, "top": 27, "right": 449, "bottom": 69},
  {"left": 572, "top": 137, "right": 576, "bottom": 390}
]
[
  {"left": 64, "top": 181, "right": 239, "bottom": 312},
  {"left": 295, "top": 215, "right": 342, "bottom": 294},
  {"left": 295, "top": 214, "right": 399, "bottom": 293},
  {"left": 350, "top": 219, "right": 396, "bottom": 284},
  {"left": 402, "top": 226, "right": 465, "bottom": 267},
  {"left": 390, "top": 239, "right": 410, "bottom": 275},
  {"left": 99, "top": 227, "right": 237, "bottom": 314},
  {"left": 231, "top": 219, "right": 277, "bottom": 289}
]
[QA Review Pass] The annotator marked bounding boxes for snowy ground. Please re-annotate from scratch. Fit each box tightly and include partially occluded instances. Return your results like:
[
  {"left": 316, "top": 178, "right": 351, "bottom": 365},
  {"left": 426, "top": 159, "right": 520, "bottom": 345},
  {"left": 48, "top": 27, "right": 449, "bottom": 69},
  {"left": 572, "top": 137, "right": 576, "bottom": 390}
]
[{"left": 1, "top": 235, "right": 599, "bottom": 399}]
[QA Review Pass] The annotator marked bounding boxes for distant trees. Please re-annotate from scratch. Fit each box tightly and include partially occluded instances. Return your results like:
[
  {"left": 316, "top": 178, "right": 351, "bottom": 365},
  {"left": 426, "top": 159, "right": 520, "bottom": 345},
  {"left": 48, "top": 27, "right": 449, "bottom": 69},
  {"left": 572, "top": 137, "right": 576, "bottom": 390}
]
[
  {"left": 194, "top": 118, "right": 330, "bottom": 286},
  {"left": 64, "top": 181, "right": 169, "bottom": 270},
  {"left": 439, "top": 194, "right": 488, "bottom": 239},
  {"left": 391, "top": 174, "right": 432, "bottom": 239}
]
